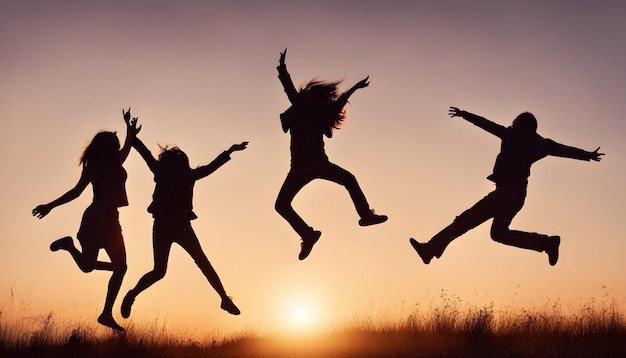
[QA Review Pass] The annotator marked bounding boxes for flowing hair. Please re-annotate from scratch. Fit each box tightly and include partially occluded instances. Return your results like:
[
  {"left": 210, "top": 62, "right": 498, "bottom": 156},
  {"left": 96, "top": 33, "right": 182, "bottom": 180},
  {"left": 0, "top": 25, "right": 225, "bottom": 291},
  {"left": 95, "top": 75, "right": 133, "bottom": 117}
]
[
  {"left": 158, "top": 144, "right": 191, "bottom": 173},
  {"left": 299, "top": 80, "right": 347, "bottom": 131},
  {"left": 79, "top": 131, "right": 120, "bottom": 168}
]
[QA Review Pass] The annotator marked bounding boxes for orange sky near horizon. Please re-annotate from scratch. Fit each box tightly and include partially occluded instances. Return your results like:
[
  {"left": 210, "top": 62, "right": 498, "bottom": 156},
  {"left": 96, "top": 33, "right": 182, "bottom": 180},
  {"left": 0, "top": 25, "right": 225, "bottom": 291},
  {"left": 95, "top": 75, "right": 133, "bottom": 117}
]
[{"left": 1, "top": 0, "right": 625, "bottom": 335}]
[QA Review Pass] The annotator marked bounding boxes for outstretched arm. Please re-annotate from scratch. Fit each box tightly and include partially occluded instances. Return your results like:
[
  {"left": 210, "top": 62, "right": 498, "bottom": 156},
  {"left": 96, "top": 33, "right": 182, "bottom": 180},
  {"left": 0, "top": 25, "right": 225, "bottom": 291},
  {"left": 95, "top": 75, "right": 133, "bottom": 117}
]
[
  {"left": 449, "top": 106, "right": 506, "bottom": 138},
  {"left": 132, "top": 137, "right": 159, "bottom": 174},
  {"left": 336, "top": 76, "right": 369, "bottom": 107},
  {"left": 547, "top": 140, "right": 605, "bottom": 162},
  {"left": 32, "top": 170, "right": 91, "bottom": 219},
  {"left": 226, "top": 141, "right": 249, "bottom": 155},
  {"left": 194, "top": 141, "right": 249, "bottom": 180},
  {"left": 120, "top": 108, "right": 142, "bottom": 164},
  {"left": 277, "top": 49, "right": 299, "bottom": 104}
]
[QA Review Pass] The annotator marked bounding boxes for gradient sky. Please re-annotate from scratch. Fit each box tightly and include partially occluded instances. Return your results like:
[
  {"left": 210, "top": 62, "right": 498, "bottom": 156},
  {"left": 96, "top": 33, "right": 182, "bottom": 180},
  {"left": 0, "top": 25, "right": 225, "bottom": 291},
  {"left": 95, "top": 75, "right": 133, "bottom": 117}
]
[{"left": 1, "top": 0, "right": 625, "bottom": 335}]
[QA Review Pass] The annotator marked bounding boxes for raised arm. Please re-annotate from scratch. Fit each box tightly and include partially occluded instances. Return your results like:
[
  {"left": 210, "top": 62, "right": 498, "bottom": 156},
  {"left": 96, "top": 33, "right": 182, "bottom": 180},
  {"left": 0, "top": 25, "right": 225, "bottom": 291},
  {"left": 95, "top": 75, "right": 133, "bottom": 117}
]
[
  {"left": 132, "top": 137, "right": 159, "bottom": 174},
  {"left": 336, "top": 76, "right": 369, "bottom": 108},
  {"left": 276, "top": 49, "right": 299, "bottom": 104},
  {"left": 448, "top": 106, "right": 506, "bottom": 138},
  {"left": 194, "top": 141, "right": 248, "bottom": 180},
  {"left": 120, "top": 108, "right": 142, "bottom": 164},
  {"left": 32, "top": 170, "right": 91, "bottom": 219}
]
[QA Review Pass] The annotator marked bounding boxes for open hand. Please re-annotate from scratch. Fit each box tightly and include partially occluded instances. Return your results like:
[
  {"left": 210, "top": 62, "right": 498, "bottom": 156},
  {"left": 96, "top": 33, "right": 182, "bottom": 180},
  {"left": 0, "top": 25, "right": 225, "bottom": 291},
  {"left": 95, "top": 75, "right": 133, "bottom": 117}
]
[
  {"left": 123, "top": 108, "right": 131, "bottom": 122},
  {"left": 228, "top": 141, "right": 249, "bottom": 153},
  {"left": 591, "top": 147, "right": 605, "bottom": 162},
  {"left": 355, "top": 76, "right": 370, "bottom": 89},
  {"left": 129, "top": 116, "right": 142, "bottom": 136},
  {"left": 123, "top": 108, "right": 142, "bottom": 136},
  {"left": 448, "top": 106, "right": 466, "bottom": 118},
  {"left": 32, "top": 204, "right": 52, "bottom": 219}
]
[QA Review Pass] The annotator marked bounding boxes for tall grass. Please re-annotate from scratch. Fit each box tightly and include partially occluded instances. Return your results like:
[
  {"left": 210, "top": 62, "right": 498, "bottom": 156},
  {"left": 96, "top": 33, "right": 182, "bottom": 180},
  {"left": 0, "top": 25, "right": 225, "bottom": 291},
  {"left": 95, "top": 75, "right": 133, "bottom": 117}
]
[{"left": 1, "top": 290, "right": 625, "bottom": 357}]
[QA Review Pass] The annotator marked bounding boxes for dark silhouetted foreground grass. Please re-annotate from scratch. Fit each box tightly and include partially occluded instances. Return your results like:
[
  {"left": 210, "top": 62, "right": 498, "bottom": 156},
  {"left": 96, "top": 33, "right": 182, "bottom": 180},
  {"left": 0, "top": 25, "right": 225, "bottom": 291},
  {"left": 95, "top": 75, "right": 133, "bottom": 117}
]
[{"left": 2, "top": 292, "right": 625, "bottom": 357}]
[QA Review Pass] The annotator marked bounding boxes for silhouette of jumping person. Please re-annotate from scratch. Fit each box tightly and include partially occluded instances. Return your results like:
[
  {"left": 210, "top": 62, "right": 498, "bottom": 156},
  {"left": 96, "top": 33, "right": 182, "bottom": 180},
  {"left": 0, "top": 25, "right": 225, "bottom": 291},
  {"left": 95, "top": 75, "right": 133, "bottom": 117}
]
[
  {"left": 410, "top": 107, "right": 604, "bottom": 266},
  {"left": 32, "top": 108, "right": 141, "bottom": 331},
  {"left": 274, "top": 49, "right": 387, "bottom": 260},
  {"left": 120, "top": 133, "right": 247, "bottom": 319}
]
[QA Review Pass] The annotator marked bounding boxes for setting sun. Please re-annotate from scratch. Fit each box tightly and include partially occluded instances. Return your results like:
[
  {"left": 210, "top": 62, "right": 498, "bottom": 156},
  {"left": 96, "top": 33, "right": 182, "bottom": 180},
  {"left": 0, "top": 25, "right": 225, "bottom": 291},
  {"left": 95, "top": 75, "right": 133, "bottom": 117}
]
[
  {"left": 287, "top": 302, "right": 317, "bottom": 329},
  {"left": 280, "top": 298, "right": 324, "bottom": 334}
]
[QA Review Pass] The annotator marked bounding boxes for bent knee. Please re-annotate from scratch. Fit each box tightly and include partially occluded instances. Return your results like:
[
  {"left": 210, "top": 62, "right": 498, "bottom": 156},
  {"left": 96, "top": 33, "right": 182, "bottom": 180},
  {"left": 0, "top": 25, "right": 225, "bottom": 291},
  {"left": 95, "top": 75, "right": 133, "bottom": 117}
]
[
  {"left": 79, "top": 265, "right": 95, "bottom": 273},
  {"left": 490, "top": 227, "right": 509, "bottom": 243},
  {"left": 111, "top": 263, "right": 127, "bottom": 277},
  {"left": 150, "top": 268, "right": 167, "bottom": 280},
  {"left": 275, "top": 199, "right": 291, "bottom": 214},
  {"left": 117, "top": 262, "right": 128, "bottom": 274},
  {"left": 274, "top": 200, "right": 283, "bottom": 213},
  {"left": 339, "top": 173, "right": 358, "bottom": 187},
  {"left": 77, "top": 258, "right": 97, "bottom": 273}
]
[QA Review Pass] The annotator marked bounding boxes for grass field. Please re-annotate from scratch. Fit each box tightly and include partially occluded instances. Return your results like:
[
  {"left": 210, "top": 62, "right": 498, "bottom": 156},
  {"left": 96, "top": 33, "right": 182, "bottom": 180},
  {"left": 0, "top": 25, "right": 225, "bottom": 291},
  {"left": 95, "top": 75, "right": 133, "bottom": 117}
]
[{"left": 2, "top": 291, "right": 625, "bottom": 357}]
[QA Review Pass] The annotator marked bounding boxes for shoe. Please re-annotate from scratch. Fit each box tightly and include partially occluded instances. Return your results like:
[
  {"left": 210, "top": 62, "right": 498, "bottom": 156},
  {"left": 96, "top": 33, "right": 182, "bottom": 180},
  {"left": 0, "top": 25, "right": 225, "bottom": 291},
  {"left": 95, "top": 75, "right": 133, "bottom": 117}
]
[
  {"left": 121, "top": 290, "right": 136, "bottom": 319},
  {"left": 546, "top": 235, "right": 560, "bottom": 266},
  {"left": 358, "top": 210, "right": 388, "bottom": 227},
  {"left": 221, "top": 296, "right": 241, "bottom": 315},
  {"left": 97, "top": 313, "right": 124, "bottom": 332},
  {"left": 50, "top": 236, "right": 73, "bottom": 252},
  {"left": 299, "top": 230, "right": 321, "bottom": 260},
  {"left": 410, "top": 238, "right": 434, "bottom": 264}
]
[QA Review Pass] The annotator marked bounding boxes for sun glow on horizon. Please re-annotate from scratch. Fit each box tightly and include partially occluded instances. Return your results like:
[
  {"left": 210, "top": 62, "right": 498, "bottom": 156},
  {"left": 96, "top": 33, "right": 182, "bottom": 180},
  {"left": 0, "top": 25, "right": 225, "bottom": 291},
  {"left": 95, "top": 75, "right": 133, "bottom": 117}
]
[{"left": 279, "top": 298, "right": 324, "bottom": 334}]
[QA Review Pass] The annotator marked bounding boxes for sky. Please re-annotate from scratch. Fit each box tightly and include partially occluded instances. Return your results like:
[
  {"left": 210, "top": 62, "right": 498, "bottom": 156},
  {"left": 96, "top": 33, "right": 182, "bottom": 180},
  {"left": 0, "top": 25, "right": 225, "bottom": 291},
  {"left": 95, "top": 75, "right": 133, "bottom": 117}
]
[{"left": 1, "top": 0, "right": 625, "bottom": 336}]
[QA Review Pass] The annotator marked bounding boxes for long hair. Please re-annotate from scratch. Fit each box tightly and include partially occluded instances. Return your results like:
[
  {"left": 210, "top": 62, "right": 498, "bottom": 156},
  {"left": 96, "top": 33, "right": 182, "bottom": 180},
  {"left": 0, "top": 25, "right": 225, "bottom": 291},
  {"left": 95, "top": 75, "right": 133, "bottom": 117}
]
[
  {"left": 299, "top": 79, "right": 347, "bottom": 131},
  {"left": 80, "top": 131, "right": 120, "bottom": 168}
]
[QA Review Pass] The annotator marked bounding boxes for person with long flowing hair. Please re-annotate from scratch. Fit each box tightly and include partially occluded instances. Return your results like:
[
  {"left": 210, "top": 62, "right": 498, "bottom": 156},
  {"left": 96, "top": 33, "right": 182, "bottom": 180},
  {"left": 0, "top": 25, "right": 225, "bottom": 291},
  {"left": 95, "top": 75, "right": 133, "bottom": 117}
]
[
  {"left": 275, "top": 49, "right": 387, "bottom": 260},
  {"left": 410, "top": 107, "right": 604, "bottom": 266},
  {"left": 32, "top": 109, "right": 141, "bottom": 331}
]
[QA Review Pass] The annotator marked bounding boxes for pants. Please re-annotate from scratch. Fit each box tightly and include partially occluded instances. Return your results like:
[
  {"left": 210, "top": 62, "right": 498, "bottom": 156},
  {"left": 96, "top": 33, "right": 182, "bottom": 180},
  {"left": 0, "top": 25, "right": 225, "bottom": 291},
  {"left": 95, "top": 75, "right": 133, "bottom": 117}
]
[
  {"left": 275, "top": 161, "right": 370, "bottom": 238},
  {"left": 429, "top": 185, "right": 551, "bottom": 257},
  {"left": 131, "top": 218, "right": 226, "bottom": 298}
]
